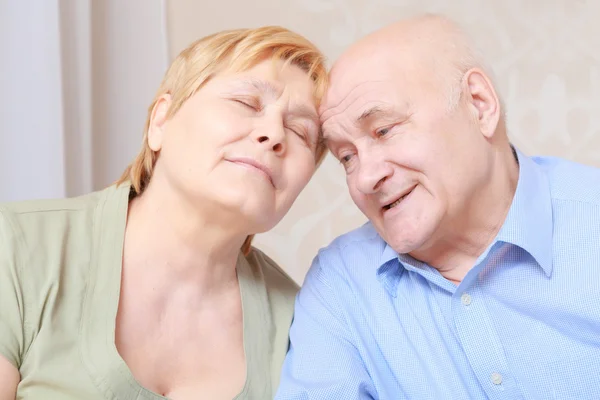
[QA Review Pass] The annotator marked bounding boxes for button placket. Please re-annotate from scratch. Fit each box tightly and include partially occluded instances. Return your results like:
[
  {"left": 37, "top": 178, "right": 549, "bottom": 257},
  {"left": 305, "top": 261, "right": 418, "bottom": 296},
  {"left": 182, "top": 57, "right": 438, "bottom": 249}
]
[
  {"left": 452, "top": 286, "right": 522, "bottom": 399},
  {"left": 491, "top": 372, "right": 503, "bottom": 385},
  {"left": 461, "top": 293, "right": 472, "bottom": 306}
]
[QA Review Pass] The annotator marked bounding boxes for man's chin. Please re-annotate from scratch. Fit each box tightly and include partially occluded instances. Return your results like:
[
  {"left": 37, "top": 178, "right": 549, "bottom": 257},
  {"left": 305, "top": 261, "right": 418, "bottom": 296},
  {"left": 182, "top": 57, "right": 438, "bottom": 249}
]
[{"left": 381, "top": 233, "right": 421, "bottom": 255}]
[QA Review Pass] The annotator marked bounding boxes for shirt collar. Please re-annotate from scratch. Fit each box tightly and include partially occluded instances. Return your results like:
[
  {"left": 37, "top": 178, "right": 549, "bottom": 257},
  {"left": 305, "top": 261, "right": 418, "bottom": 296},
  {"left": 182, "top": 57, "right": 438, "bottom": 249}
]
[
  {"left": 496, "top": 147, "right": 554, "bottom": 276},
  {"left": 376, "top": 146, "right": 554, "bottom": 289},
  {"left": 376, "top": 241, "right": 404, "bottom": 297}
]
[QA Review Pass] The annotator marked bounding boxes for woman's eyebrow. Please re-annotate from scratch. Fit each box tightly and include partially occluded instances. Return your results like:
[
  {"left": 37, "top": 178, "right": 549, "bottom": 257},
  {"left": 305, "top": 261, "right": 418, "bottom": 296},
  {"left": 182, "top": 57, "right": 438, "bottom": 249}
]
[{"left": 232, "top": 78, "right": 283, "bottom": 97}]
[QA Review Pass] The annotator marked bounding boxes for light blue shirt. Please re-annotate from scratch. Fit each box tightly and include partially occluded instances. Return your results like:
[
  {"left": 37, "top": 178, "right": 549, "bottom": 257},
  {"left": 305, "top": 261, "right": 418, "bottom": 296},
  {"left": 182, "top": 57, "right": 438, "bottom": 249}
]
[{"left": 276, "top": 150, "right": 600, "bottom": 399}]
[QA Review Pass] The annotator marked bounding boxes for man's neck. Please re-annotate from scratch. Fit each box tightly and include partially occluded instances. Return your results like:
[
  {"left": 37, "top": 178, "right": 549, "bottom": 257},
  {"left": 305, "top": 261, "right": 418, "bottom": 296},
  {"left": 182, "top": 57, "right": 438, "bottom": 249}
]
[{"left": 410, "top": 145, "right": 520, "bottom": 285}]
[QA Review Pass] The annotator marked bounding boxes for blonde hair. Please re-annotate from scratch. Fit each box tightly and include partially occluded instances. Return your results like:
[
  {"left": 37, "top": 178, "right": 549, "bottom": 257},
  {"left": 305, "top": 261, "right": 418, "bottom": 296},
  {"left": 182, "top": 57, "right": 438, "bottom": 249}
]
[{"left": 116, "top": 26, "right": 329, "bottom": 255}]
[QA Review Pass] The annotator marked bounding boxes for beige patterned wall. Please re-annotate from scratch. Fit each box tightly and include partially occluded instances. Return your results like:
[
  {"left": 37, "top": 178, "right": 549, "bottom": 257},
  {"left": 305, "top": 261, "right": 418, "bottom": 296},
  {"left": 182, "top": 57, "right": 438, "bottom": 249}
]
[{"left": 167, "top": 0, "right": 600, "bottom": 283}]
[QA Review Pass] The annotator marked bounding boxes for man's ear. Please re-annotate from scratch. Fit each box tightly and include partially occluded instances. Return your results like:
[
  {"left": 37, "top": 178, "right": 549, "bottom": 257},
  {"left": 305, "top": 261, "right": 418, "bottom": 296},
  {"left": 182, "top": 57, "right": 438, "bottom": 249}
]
[
  {"left": 147, "top": 94, "right": 172, "bottom": 151},
  {"left": 462, "top": 68, "right": 500, "bottom": 139}
]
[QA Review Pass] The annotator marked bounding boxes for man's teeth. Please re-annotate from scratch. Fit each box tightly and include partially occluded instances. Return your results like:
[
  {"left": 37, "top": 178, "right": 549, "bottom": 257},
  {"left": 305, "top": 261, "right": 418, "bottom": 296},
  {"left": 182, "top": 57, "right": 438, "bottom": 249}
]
[
  {"left": 385, "top": 194, "right": 406, "bottom": 210},
  {"left": 389, "top": 197, "right": 403, "bottom": 209}
]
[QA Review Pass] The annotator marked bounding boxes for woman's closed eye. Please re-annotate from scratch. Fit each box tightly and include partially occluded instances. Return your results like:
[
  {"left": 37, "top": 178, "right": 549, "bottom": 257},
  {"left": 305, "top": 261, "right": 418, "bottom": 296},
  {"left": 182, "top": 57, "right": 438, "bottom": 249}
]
[
  {"left": 287, "top": 126, "right": 305, "bottom": 139},
  {"left": 287, "top": 122, "right": 318, "bottom": 149},
  {"left": 232, "top": 97, "right": 260, "bottom": 111},
  {"left": 286, "top": 122, "right": 310, "bottom": 139}
]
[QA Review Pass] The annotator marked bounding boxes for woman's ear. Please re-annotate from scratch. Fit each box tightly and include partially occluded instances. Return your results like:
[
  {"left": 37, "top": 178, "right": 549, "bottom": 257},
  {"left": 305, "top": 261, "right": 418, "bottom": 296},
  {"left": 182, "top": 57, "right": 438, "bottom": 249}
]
[
  {"left": 463, "top": 68, "right": 500, "bottom": 139},
  {"left": 147, "top": 94, "right": 172, "bottom": 151}
]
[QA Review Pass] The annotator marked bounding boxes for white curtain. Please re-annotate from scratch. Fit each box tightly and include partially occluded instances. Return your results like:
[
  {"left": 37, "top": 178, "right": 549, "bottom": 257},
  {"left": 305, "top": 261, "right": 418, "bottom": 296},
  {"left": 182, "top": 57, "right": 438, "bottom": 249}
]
[{"left": 0, "top": 0, "right": 169, "bottom": 202}]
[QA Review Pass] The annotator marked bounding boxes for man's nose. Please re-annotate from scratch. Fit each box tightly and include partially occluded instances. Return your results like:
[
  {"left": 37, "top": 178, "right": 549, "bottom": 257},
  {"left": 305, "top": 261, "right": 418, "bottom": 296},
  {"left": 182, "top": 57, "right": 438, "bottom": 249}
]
[{"left": 355, "top": 147, "right": 393, "bottom": 194}]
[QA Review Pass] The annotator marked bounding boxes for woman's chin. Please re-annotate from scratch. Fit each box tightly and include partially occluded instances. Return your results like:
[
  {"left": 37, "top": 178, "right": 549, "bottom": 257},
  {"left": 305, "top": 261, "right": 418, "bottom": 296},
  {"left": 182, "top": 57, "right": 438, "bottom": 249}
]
[{"left": 243, "top": 212, "right": 279, "bottom": 234}]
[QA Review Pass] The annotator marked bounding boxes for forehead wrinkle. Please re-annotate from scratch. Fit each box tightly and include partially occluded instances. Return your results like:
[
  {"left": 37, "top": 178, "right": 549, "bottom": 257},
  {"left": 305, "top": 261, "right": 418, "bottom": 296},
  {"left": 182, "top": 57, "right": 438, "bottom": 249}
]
[
  {"left": 355, "top": 101, "right": 412, "bottom": 127},
  {"left": 320, "top": 79, "right": 401, "bottom": 143},
  {"left": 320, "top": 94, "right": 386, "bottom": 132},
  {"left": 322, "top": 99, "right": 393, "bottom": 140},
  {"left": 320, "top": 80, "right": 388, "bottom": 121},
  {"left": 320, "top": 101, "right": 354, "bottom": 142}
]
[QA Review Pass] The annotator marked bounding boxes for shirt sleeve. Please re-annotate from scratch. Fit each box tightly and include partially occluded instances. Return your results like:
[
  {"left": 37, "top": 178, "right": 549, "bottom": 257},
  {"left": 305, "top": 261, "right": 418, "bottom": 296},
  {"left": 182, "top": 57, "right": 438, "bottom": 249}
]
[
  {"left": 0, "top": 209, "right": 25, "bottom": 369},
  {"left": 275, "top": 253, "right": 377, "bottom": 399}
]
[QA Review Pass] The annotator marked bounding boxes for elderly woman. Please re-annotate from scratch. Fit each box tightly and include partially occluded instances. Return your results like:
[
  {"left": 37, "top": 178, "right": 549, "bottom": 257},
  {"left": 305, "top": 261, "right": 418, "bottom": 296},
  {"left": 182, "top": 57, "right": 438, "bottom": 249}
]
[{"left": 0, "top": 26, "right": 327, "bottom": 399}]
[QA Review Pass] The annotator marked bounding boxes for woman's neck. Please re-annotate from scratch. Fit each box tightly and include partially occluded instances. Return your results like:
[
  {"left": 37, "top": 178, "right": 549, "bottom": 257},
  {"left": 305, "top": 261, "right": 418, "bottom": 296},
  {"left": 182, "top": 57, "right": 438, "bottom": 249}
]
[{"left": 122, "top": 179, "right": 248, "bottom": 295}]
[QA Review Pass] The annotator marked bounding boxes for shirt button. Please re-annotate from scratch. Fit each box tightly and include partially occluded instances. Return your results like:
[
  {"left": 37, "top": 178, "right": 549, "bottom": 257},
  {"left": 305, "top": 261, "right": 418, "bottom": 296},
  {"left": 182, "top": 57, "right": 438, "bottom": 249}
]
[
  {"left": 461, "top": 293, "right": 472, "bottom": 306},
  {"left": 491, "top": 372, "right": 503, "bottom": 385}
]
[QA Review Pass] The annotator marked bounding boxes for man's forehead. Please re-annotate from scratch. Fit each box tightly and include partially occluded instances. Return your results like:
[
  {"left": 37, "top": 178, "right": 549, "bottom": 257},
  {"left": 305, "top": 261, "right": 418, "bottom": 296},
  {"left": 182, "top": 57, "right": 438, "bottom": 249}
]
[
  {"left": 319, "top": 77, "right": 410, "bottom": 124},
  {"left": 321, "top": 58, "right": 415, "bottom": 112}
]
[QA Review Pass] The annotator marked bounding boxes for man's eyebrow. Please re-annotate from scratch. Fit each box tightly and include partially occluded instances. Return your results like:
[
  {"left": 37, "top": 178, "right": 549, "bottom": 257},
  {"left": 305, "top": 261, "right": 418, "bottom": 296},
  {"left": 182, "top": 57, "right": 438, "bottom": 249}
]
[{"left": 356, "top": 105, "right": 395, "bottom": 124}]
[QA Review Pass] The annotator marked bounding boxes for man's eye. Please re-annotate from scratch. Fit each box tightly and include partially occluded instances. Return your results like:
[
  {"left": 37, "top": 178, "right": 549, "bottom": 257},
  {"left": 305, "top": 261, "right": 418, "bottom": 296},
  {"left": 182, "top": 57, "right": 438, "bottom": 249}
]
[
  {"left": 376, "top": 127, "right": 390, "bottom": 136},
  {"left": 340, "top": 154, "right": 353, "bottom": 164}
]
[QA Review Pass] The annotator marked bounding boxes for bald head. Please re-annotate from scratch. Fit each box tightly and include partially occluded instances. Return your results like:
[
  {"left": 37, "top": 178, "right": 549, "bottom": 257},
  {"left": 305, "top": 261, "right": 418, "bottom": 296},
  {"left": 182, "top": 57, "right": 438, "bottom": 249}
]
[
  {"left": 325, "top": 14, "right": 492, "bottom": 114},
  {"left": 319, "top": 13, "right": 512, "bottom": 261}
]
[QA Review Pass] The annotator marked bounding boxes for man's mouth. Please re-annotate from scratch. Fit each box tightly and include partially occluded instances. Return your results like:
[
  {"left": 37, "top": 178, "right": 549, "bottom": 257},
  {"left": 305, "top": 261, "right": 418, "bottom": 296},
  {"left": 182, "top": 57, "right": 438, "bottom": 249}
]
[{"left": 382, "top": 186, "right": 416, "bottom": 211}]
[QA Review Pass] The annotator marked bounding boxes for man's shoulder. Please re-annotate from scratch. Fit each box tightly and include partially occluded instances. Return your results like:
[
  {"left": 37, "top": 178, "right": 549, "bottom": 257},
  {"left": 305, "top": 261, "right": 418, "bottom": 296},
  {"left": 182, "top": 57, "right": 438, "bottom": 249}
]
[
  {"left": 326, "top": 221, "right": 381, "bottom": 247},
  {"left": 533, "top": 155, "right": 600, "bottom": 205},
  {"left": 314, "top": 222, "right": 389, "bottom": 274}
]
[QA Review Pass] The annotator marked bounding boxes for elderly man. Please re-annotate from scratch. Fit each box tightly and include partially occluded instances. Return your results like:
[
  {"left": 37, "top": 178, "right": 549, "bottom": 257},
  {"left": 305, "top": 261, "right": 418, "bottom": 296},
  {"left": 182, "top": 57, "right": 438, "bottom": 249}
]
[{"left": 276, "top": 14, "right": 600, "bottom": 400}]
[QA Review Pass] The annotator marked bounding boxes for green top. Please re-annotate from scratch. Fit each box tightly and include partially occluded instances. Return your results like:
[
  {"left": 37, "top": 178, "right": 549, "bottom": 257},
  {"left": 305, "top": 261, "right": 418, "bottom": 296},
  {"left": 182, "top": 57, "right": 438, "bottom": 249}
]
[{"left": 0, "top": 183, "right": 298, "bottom": 399}]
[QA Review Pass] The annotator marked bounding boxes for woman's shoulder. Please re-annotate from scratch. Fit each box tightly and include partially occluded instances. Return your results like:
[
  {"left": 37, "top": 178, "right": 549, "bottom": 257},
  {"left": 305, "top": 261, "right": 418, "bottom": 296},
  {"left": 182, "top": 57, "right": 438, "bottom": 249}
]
[
  {"left": 245, "top": 247, "right": 300, "bottom": 300},
  {"left": 0, "top": 191, "right": 99, "bottom": 263},
  {"left": 0, "top": 183, "right": 128, "bottom": 242},
  {"left": 0, "top": 184, "right": 129, "bottom": 377},
  {"left": 0, "top": 185, "right": 114, "bottom": 221},
  {"left": 0, "top": 183, "right": 129, "bottom": 291},
  {"left": 243, "top": 247, "right": 298, "bottom": 392},
  {"left": 244, "top": 248, "right": 299, "bottom": 331}
]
